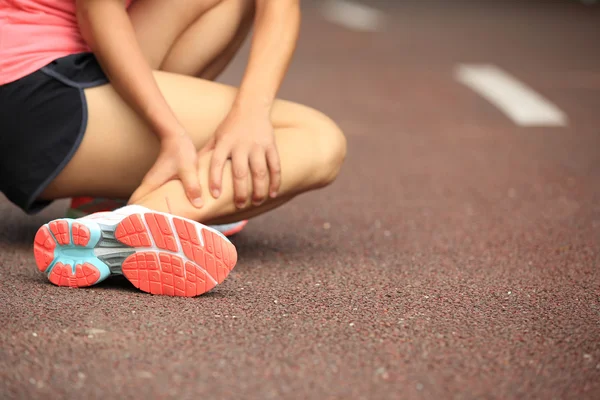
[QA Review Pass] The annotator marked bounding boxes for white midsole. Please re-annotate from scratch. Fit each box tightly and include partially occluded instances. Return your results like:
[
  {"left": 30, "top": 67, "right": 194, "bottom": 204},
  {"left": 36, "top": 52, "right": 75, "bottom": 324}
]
[{"left": 80, "top": 205, "right": 230, "bottom": 285}]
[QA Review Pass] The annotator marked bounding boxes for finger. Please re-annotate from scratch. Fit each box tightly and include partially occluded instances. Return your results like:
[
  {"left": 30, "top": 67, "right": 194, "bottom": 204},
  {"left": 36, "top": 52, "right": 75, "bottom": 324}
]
[
  {"left": 129, "top": 186, "right": 146, "bottom": 205},
  {"left": 198, "top": 137, "right": 215, "bottom": 158},
  {"left": 266, "top": 145, "right": 282, "bottom": 198},
  {"left": 179, "top": 157, "right": 203, "bottom": 208},
  {"left": 231, "top": 150, "right": 250, "bottom": 209},
  {"left": 208, "top": 143, "right": 230, "bottom": 199},
  {"left": 249, "top": 149, "right": 269, "bottom": 205},
  {"left": 130, "top": 163, "right": 172, "bottom": 204}
]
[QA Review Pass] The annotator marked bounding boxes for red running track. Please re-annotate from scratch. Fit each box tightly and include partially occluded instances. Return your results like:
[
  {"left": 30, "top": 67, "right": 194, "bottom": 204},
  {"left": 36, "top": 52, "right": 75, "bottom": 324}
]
[{"left": 1, "top": 1, "right": 599, "bottom": 398}]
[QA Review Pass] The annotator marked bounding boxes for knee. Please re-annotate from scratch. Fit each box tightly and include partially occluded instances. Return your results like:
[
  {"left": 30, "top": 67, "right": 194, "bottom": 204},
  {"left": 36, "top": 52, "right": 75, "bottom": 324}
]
[
  {"left": 224, "top": 0, "right": 255, "bottom": 21},
  {"left": 307, "top": 110, "right": 347, "bottom": 188},
  {"left": 194, "top": 0, "right": 254, "bottom": 19}
]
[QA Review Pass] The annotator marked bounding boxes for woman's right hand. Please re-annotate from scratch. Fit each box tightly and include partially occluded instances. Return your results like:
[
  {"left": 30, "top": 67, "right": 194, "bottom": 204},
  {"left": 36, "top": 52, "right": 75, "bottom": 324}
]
[{"left": 129, "top": 133, "right": 203, "bottom": 207}]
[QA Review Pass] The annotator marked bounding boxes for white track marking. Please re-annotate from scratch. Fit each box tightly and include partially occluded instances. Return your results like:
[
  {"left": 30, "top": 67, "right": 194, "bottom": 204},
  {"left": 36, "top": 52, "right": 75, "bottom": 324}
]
[
  {"left": 455, "top": 64, "right": 568, "bottom": 127},
  {"left": 321, "top": 0, "right": 384, "bottom": 32}
]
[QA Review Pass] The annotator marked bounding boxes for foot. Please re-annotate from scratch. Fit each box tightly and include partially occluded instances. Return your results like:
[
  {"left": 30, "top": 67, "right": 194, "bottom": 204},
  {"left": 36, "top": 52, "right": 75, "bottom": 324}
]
[
  {"left": 34, "top": 205, "right": 237, "bottom": 297},
  {"left": 67, "top": 197, "right": 249, "bottom": 237}
]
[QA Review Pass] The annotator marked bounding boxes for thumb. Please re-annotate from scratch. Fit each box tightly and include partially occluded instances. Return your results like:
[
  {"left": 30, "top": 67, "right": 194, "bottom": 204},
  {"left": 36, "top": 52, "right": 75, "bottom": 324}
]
[
  {"left": 198, "top": 137, "right": 216, "bottom": 158},
  {"left": 129, "top": 183, "right": 152, "bottom": 205},
  {"left": 128, "top": 164, "right": 169, "bottom": 204}
]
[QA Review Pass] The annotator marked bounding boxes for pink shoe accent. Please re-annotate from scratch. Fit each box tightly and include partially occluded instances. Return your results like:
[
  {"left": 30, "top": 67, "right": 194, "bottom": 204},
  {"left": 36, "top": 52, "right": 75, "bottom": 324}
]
[
  {"left": 49, "top": 221, "right": 70, "bottom": 245},
  {"left": 48, "top": 262, "right": 101, "bottom": 288},
  {"left": 33, "top": 226, "right": 56, "bottom": 272}
]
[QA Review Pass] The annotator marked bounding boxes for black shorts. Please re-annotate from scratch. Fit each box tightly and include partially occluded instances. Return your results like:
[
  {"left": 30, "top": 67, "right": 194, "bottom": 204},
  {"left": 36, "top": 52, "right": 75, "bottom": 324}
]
[{"left": 0, "top": 53, "right": 108, "bottom": 214}]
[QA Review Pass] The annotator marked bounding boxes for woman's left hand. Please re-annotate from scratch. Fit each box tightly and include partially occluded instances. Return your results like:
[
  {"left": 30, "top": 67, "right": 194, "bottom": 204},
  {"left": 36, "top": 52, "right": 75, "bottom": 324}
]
[{"left": 200, "top": 107, "right": 281, "bottom": 208}]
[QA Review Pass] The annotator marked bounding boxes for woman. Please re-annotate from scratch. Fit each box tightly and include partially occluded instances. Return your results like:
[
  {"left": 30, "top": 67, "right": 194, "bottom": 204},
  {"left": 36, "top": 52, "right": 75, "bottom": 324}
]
[{"left": 0, "top": 0, "right": 346, "bottom": 297}]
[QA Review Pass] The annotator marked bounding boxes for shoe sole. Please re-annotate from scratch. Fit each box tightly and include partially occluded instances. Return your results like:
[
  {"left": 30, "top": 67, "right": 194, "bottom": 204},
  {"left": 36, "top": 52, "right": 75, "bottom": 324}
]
[{"left": 33, "top": 212, "right": 237, "bottom": 297}]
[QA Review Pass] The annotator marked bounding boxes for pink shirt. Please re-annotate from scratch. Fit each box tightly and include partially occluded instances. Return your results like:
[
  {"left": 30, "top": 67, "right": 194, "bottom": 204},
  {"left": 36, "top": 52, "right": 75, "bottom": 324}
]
[{"left": 0, "top": 0, "right": 133, "bottom": 85}]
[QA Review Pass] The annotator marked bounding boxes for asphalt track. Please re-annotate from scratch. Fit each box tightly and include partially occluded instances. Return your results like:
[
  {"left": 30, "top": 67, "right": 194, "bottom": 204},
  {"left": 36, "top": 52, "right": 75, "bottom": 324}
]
[{"left": 1, "top": 1, "right": 599, "bottom": 399}]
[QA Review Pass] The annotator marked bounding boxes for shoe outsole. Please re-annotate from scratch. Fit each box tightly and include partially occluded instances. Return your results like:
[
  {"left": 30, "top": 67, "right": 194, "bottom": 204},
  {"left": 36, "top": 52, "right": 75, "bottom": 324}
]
[{"left": 33, "top": 212, "right": 237, "bottom": 297}]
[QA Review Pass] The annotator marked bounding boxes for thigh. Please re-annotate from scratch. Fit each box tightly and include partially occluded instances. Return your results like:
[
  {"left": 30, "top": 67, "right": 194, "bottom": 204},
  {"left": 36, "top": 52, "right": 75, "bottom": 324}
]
[
  {"left": 127, "top": 0, "right": 223, "bottom": 68},
  {"left": 40, "top": 71, "right": 327, "bottom": 200}
]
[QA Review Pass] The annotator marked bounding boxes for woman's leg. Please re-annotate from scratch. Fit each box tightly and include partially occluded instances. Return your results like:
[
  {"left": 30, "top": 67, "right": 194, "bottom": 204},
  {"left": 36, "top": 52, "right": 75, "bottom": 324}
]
[
  {"left": 66, "top": 0, "right": 254, "bottom": 220},
  {"left": 129, "top": 0, "right": 254, "bottom": 78},
  {"left": 50, "top": 0, "right": 345, "bottom": 222},
  {"left": 41, "top": 72, "right": 347, "bottom": 223},
  {"left": 33, "top": 0, "right": 343, "bottom": 296}
]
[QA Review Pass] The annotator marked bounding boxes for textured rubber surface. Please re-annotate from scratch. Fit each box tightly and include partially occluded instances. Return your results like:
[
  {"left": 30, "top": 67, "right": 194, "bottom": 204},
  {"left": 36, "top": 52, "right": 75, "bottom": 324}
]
[
  {"left": 115, "top": 213, "right": 237, "bottom": 297},
  {"left": 33, "top": 211, "right": 237, "bottom": 297},
  {"left": 34, "top": 219, "right": 107, "bottom": 288}
]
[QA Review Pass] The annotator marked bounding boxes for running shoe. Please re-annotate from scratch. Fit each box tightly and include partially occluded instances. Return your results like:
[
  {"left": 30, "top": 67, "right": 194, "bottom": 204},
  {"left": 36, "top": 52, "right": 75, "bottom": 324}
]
[
  {"left": 67, "top": 197, "right": 249, "bottom": 237},
  {"left": 34, "top": 205, "right": 237, "bottom": 297}
]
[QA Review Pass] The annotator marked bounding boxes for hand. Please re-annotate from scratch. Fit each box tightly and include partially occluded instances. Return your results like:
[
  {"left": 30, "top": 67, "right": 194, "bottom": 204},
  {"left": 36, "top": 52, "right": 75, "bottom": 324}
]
[
  {"left": 130, "top": 133, "right": 203, "bottom": 207},
  {"left": 200, "top": 108, "right": 281, "bottom": 208}
]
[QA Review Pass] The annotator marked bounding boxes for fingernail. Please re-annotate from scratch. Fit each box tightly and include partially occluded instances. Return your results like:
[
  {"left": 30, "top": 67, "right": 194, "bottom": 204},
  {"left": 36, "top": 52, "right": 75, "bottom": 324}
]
[
  {"left": 212, "top": 188, "right": 220, "bottom": 198},
  {"left": 192, "top": 197, "right": 203, "bottom": 207},
  {"left": 270, "top": 191, "right": 278, "bottom": 199}
]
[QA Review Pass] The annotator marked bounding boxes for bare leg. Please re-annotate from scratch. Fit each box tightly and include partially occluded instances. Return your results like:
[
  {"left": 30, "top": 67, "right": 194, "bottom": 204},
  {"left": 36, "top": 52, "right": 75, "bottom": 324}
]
[
  {"left": 43, "top": 1, "right": 345, "bottom": 223},
  {"left": 160, "top": 0, "right": 254, "bottom": 79},
  {"left": 129, "top": 0, "right": 254, "bottom": 78},
  {"left": 134, "top": 125, "right": 344, "bottom": 224},
  {"left": 41, "top": 72, "right": 346, "bottom": 223},
  {"left": 33, "top": 0, "right": 343, "bottom": 297}
]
